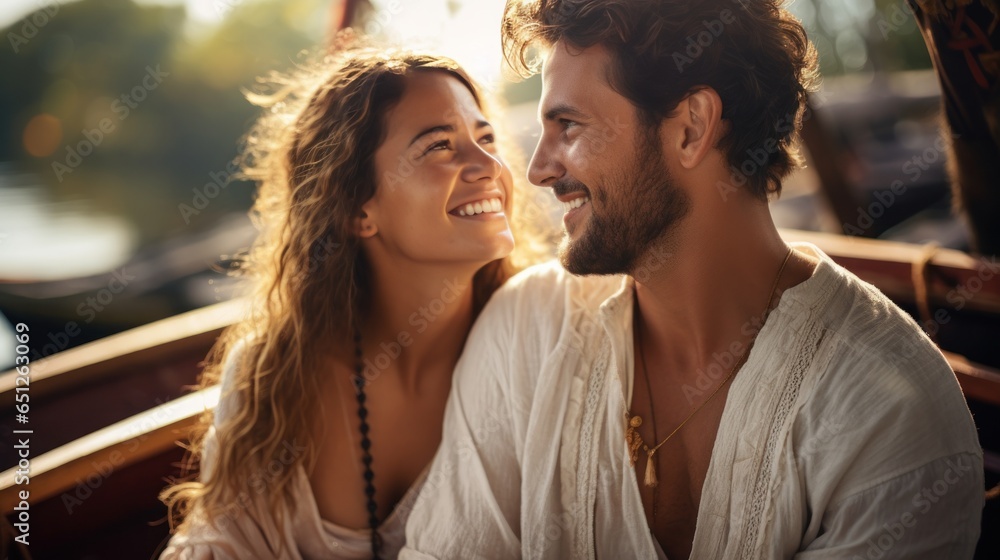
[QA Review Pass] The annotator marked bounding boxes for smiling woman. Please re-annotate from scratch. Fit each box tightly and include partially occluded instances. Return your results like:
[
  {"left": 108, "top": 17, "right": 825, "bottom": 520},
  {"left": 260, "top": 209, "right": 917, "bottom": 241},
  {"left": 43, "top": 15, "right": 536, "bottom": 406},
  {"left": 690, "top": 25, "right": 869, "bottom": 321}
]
[
  {"left": 157, "top": 34, "right": 547, "bottom": 560},
  {"left": 360, "top": 70, "right": 516, "bottom": 268}
]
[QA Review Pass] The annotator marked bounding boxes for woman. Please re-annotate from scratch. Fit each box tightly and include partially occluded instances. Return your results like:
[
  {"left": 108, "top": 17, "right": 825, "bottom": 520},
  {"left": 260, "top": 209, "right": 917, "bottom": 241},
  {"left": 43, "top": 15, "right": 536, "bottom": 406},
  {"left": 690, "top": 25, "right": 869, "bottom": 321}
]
[{"left": 160, "top": 38, "right": 545, "bottom": 559}]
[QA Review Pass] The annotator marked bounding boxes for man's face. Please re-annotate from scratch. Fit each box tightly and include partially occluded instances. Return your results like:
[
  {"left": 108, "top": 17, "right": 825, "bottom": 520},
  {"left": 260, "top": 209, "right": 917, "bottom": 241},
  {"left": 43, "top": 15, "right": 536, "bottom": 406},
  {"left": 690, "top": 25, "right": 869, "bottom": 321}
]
[{"left": 528, "top": 42, "right": 689, "bottom": 276}]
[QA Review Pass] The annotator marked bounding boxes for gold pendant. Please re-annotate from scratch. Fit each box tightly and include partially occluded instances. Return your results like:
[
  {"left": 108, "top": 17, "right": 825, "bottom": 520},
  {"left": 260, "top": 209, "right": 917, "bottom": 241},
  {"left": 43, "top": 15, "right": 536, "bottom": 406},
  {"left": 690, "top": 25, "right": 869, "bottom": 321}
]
[
  {"left": 625, "top": 414, "right": 644, "bottom": 467},
  {"left": 644, "top": 450, "right": 659, "bottom": 488}
]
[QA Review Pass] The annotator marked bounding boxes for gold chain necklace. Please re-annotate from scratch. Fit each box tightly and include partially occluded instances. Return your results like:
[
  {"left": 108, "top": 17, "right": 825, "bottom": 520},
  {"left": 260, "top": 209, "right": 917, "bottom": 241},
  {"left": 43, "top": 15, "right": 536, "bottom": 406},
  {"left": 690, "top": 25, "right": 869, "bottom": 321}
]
[{"left": 625, "top": 248, "right": 793, "bottom": 489}]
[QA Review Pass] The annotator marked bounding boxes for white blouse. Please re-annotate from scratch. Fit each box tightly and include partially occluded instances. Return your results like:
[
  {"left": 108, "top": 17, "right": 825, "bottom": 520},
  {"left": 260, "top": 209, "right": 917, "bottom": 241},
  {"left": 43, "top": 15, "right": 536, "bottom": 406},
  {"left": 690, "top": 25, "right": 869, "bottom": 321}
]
[
  {"left": 401, "top": 243, "right": 984, "bottom": 559},
  {"left": 160, "top": 340, "right": 428, "bottom": 560}
]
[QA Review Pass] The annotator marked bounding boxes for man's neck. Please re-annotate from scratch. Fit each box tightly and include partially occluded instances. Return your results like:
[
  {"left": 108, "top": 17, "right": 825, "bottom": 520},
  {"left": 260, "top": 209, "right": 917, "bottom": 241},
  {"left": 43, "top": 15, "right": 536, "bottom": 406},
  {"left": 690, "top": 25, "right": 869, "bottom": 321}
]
[{"left": 631, "top": 201, "right": 816, "bottom": 385}]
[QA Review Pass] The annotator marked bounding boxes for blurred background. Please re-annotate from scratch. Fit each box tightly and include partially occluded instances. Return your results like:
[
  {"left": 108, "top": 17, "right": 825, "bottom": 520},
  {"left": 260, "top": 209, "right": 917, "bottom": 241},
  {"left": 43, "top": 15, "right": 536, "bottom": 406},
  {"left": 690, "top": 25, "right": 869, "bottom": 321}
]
[
  {"left": 3, "top": 2, "right": 999, "bottom": 558},
  {"left": 0, "top": 0, "right": 959, "bottom": 368}
]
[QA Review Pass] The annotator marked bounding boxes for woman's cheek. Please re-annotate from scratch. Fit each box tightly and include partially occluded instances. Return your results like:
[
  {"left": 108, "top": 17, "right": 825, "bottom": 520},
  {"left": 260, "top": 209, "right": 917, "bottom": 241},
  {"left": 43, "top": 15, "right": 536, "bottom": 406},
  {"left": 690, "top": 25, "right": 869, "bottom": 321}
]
[{"left": 500, "top": 165, "right": 515, "bottom": 212}]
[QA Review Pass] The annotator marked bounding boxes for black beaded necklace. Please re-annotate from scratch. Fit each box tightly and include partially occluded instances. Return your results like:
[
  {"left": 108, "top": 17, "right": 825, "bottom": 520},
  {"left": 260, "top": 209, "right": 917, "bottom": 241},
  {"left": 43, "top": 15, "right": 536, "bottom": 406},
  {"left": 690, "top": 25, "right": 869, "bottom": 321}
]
[{"left": 353, "top": 327, "right": 383, "bottom": 560}]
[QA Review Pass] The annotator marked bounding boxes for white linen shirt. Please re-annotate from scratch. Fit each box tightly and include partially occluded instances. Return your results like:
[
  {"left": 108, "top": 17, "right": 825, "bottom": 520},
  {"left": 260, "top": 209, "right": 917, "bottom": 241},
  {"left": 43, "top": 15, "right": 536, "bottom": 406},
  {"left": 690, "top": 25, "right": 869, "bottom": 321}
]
[{"left": 401, "top": 243, "right": 983, "bottom": 559}]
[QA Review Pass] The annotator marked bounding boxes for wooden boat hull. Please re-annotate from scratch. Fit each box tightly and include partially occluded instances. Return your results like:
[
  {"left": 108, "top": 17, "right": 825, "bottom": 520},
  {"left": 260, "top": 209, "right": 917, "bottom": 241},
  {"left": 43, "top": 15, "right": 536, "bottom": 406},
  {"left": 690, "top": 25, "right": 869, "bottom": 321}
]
[{"left": 2, "top": 230, "right": 998, "bottom": 559}]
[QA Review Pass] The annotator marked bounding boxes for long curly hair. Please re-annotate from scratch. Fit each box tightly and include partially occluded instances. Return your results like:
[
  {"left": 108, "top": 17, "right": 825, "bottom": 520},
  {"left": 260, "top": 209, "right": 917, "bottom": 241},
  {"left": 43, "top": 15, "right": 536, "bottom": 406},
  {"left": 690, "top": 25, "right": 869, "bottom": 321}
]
[
  {"left": 160, "top": 38, "right": 549, "bottom": 549},
  {"left": 502, "top": 0, "right": 820, "bottom": 200}
]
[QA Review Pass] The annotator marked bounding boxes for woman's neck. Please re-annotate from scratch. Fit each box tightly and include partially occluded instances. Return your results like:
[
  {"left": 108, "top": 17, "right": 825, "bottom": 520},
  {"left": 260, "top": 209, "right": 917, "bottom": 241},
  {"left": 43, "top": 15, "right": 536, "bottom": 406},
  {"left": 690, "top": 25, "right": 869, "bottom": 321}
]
[{"left": 358, "top": 263, "right": 479, "bottom": 393}]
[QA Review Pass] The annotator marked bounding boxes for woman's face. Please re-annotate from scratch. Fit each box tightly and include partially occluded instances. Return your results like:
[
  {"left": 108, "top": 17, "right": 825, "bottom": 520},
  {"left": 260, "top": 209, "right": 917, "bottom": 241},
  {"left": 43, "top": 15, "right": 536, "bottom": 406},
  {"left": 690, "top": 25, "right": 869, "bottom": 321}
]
[{"left": 361, "top": 71, "right": 515, "bottom": 269}]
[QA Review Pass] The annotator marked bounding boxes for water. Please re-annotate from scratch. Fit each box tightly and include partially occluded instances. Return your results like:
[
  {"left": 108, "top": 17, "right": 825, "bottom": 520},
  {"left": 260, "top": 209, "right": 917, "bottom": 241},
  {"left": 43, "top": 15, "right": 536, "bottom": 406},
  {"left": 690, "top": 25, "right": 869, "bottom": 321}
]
[{"left": 0, "top": 166, "right": 137, "bottom": 283}]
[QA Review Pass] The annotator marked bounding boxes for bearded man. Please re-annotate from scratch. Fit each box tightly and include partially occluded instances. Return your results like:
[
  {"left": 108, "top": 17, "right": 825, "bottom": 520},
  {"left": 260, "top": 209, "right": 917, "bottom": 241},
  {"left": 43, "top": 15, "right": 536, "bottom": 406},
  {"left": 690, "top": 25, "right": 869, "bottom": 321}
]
[{"left": 401, "top": 1, "right": 984, "bottom": 558}]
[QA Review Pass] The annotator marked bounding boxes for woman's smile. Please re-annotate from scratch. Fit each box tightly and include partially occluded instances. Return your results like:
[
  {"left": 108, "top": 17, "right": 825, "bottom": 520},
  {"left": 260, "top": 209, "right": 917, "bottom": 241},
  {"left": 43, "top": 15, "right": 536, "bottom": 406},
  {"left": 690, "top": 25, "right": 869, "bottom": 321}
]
[{"left": 449, "top": 196, "right": 505, "bottom": 219}]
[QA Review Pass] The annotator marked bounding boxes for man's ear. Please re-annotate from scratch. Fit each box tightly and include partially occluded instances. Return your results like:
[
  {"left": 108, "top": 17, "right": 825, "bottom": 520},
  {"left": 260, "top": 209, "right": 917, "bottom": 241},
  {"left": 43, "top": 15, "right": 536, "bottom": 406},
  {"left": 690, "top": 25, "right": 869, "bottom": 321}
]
[
  {"left": 671, "top": 87, "right": 724, "bottom": 170},
  {"left": 354, "top": 203, "right": 378, "bottom": 238}
]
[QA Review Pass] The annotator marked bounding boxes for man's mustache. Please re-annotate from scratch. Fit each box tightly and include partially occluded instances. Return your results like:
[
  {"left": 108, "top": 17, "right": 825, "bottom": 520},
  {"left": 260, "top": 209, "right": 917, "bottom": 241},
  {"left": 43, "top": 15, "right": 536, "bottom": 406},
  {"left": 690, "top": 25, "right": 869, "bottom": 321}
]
[{"left": 552, "top": 178, "right": 590, "bottom": 199}]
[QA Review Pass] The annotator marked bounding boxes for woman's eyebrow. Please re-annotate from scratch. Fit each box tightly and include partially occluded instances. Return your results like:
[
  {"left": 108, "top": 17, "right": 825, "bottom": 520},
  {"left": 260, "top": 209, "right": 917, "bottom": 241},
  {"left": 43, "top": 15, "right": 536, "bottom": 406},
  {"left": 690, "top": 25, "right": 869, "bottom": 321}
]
[
  {"left": 408, "top": 120, "right": 493, "bottom": 146},
  {"left": 409, "top": 124, "right": 454, "bottom": 147}
]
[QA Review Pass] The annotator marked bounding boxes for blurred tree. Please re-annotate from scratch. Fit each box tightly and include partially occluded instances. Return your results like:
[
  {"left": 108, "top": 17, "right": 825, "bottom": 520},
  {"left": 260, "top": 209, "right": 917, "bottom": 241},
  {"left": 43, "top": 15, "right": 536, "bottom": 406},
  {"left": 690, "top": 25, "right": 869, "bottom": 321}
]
[
  {"left": 0, "top": 0, "right": 327, "bottom": 245},
  {"left": 789, "top": 0, "right": 933, "bottom": 75},
  {"left": 0, "top": 0, "right": 943, "bottom": 247}
]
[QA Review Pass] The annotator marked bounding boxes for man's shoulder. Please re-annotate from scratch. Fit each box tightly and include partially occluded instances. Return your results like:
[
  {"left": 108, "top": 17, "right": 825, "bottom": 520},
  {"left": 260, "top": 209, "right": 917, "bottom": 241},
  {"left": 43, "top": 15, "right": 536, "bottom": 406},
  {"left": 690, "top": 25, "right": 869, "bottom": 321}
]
[
  {"left": 487, "top": 259, "right": 625, "bottom": 315},
  {"left": 815, "top": 256, "right": 946, "bottom": 370},
  {"left": 798, "top": 256, "right": 980, "bottom": 459}
]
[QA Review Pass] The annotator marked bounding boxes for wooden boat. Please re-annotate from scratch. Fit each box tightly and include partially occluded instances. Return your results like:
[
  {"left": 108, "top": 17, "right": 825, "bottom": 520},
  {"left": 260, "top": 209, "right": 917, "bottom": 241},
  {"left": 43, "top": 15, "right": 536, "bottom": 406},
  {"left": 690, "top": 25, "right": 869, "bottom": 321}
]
[
  {"left": 3, "top": 0, "right": 998, "bottom": 557},
  {"left": 1, "top": 229, "right": 998, "bottom": 559}
]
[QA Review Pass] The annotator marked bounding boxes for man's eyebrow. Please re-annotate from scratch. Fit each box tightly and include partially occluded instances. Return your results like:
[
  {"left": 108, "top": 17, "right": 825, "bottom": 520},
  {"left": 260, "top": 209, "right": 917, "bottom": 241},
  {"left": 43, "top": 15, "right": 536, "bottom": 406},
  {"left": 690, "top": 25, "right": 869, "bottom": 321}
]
[
  {"left": 542, "top": 103, "right": 588, "bottom": 122},
  {"left": 408, "top": 120, "right": 493, "bottom": 146}
]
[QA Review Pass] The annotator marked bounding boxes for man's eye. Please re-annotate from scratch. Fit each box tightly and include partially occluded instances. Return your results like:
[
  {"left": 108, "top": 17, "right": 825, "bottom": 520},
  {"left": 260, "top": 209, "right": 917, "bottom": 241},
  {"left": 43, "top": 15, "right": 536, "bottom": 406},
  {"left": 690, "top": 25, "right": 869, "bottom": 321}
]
[{"left": 559, "top": 119, "right": 578, "bottom": 129}]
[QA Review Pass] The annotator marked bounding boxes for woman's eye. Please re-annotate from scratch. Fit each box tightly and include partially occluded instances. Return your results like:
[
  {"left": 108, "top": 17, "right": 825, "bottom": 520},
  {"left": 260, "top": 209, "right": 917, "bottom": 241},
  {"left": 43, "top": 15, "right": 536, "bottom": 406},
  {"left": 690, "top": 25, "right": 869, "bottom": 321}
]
[
  {"left": 479, "top": 133, "right": 495, "bottom": 145},
  {"left": 425, "top": 140, "right": 451, "bottom": 153}
]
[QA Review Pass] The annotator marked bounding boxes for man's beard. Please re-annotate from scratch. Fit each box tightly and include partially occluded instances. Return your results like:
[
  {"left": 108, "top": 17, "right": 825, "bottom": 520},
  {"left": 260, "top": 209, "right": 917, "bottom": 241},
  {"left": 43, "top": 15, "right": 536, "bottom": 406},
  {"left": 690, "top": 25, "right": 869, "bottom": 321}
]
[{"left": 558, "top": 127, "right": 690, "bottom": 276}]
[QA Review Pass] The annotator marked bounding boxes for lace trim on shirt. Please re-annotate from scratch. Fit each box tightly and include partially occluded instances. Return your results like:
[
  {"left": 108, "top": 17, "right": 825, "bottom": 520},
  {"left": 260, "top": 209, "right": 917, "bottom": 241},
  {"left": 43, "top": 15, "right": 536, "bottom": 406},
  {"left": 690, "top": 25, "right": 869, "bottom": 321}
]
[
  {"left": 575, "top": 338, "right": 612, "bottom": 560},
  {"left": 738, "top": 321, "right": 825, "bottom": 560}
]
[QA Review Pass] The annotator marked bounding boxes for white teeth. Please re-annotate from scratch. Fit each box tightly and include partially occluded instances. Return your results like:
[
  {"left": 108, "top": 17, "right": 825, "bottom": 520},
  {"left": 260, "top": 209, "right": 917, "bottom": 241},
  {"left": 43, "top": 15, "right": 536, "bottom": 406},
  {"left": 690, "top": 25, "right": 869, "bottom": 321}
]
[
  {"left": 454, "top": 198, "right": 503, "bottom": 217},
  {"left": 562, "top": 196, "right": 590, "bottom": 212}
]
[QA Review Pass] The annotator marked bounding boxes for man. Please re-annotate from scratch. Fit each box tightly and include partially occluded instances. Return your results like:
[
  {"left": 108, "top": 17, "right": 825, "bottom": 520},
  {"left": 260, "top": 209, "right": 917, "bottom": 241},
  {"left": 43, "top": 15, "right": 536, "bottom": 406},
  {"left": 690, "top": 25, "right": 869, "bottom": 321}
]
[{"left": 401, "top": 0, "right": 984, "bottom": 558}]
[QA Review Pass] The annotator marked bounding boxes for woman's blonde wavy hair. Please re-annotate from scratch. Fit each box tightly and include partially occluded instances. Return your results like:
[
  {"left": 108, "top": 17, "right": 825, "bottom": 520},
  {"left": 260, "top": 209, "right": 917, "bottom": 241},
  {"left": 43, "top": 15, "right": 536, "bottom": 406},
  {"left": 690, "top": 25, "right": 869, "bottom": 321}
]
[{"left": 161, "top": 36, "right": 550, "bottom": 550}]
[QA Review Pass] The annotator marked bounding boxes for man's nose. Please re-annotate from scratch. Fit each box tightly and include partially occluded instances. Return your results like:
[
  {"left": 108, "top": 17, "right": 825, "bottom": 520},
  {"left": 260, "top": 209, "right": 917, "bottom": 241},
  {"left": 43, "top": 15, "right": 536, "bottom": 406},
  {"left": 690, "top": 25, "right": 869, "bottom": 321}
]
[{"left": 527, "top": 135, "right": 565, "bottom": 188}]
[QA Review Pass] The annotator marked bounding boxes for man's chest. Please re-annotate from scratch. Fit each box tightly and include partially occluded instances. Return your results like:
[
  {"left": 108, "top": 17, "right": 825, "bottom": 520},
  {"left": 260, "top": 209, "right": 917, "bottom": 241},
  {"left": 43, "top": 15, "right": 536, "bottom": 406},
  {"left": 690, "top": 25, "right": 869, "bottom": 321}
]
[{"left": 626, "top": 380, "right": 733, "bottom": 559}]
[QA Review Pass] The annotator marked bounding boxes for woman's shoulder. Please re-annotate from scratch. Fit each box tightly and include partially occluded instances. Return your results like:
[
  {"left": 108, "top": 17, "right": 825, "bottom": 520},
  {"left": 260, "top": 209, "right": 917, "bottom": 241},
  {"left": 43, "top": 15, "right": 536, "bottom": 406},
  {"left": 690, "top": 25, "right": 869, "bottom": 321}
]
[{"left": 213, "top": 335, "right": 255, "bottom": 425}]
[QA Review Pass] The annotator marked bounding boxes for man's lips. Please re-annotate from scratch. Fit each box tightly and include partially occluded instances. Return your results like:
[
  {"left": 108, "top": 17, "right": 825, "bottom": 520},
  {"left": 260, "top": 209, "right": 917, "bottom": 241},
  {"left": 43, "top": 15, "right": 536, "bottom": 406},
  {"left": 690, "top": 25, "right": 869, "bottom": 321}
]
[{"left": 562, "top": 195, "right": 590, "bottom": 213}]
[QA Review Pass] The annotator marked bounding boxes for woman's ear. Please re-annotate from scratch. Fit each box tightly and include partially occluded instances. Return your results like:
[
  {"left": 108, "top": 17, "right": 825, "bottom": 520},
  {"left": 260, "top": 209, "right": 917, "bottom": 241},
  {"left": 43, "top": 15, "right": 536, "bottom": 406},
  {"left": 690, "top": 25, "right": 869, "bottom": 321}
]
[{"left": 354, "top": 204, "right": 378, "bottom": 238}]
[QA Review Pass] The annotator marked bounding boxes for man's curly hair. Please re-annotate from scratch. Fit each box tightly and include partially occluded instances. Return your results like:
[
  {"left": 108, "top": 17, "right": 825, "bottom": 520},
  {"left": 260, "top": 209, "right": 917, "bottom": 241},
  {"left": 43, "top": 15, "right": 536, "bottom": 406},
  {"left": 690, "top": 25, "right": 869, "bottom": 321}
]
[{"left": 502, "top": 0, "right": 820, "bottom": 200}]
